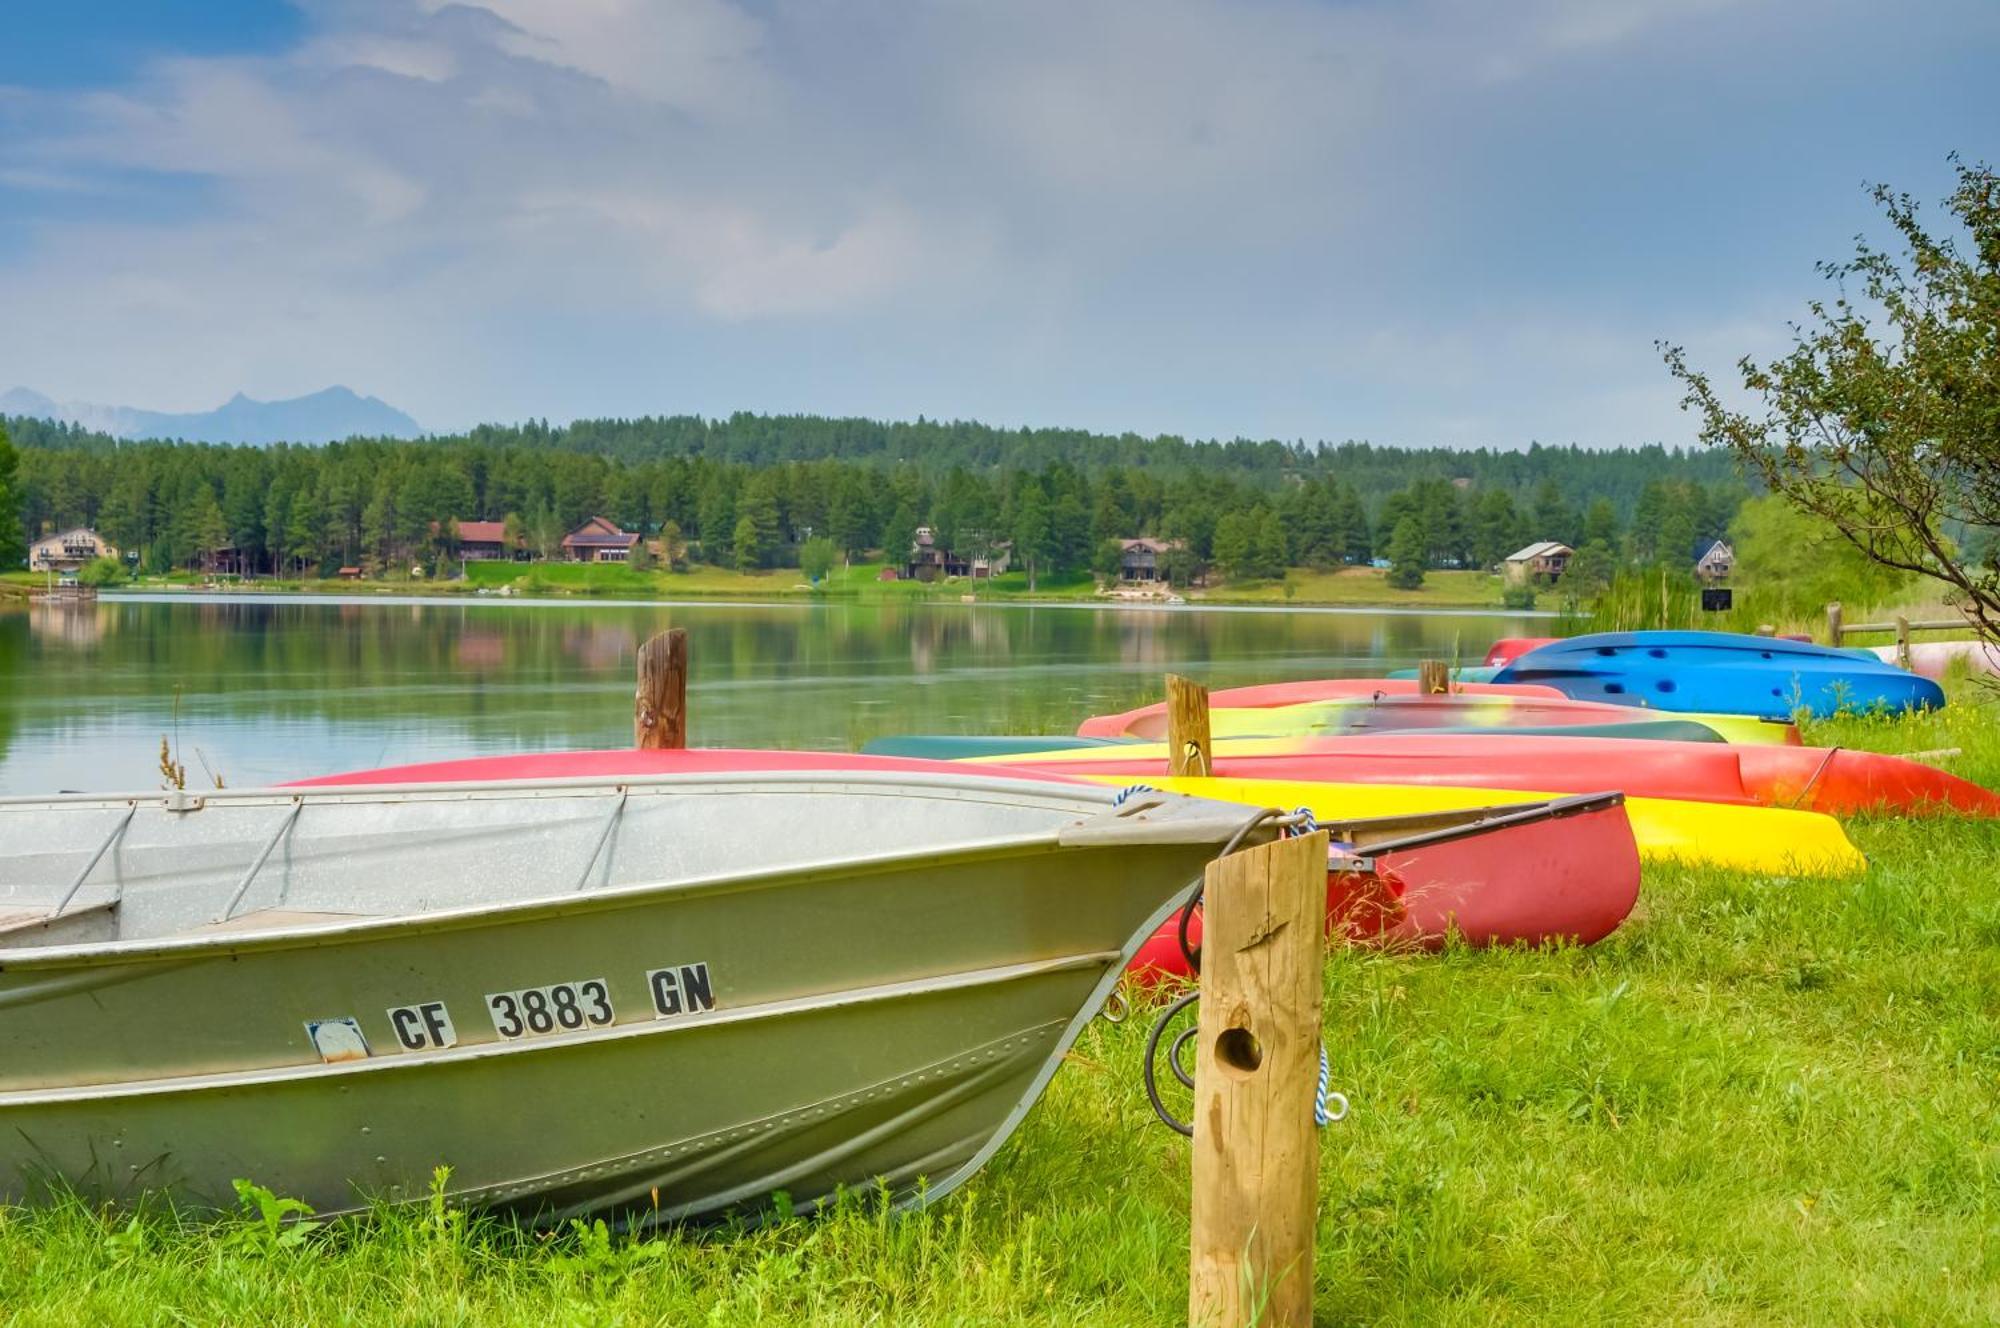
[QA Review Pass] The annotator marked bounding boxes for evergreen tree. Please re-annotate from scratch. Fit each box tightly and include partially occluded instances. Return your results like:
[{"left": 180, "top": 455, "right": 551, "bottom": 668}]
[
  {"left": 1213, "top": 511, "right": 1254, "bottom": 579},
  {"left": 733, "top": 513, "right": 764, "bottom": 573},
  {"left": 0, "top": 424, "right": 23, "bottom": 570},
  {"left": 1012, "top": 482, "right": 1051, "bottom": 591},
  {"left": 1251, "top": 507, "right": 1289, "bottom": 579},
  {"left": 1386, "top": 515, "right": 1427, "bottom": 589}
]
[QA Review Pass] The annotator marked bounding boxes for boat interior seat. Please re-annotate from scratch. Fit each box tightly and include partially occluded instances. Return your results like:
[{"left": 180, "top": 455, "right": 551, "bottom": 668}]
[
  {"left": 0, "top": 898, "right": 118, "bottom": 942},
  {"left": 179, "top": 908, "right": 378, "bottom": 937}
]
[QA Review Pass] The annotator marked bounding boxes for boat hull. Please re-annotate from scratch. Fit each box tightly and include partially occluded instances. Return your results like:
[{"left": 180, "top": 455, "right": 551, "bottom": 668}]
[
  {"left": 1074, "top": 678, "right": 1565, "bottom": 738},
  {"left": 1492, "top": 630, "right": 1946, "bottom": 719},
  {"left": 0, "top": 768, "right": 1264, "bottom": 1219},
  {"left": 1128, "top": 793, "right": 1640, "bottom": 976},
  {"left": 1080, "top": 776, "right": 1869, "bottom": 877}
]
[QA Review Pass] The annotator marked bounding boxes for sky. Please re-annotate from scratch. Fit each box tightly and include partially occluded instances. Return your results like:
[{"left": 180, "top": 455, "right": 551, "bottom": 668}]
[{"left": 0, "top": 0, "right": 1993, "bottom": 446}]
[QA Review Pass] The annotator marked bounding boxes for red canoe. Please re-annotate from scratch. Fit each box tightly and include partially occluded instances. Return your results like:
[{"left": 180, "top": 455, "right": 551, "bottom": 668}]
[
  {"left": 1077, "top": 678, "right": 1567, "bottom": 738},
  {"left": 1002, "top": 734, "right": 2000, "bottom": 817},
  {"left": 1128, "top": 792, "right": 1640, "bottom": 980}
]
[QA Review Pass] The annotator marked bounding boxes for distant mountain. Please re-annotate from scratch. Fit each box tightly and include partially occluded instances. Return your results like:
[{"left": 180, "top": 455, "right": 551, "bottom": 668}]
[{"left": 0, "top": 385, "right": 422, "bottom": 444}]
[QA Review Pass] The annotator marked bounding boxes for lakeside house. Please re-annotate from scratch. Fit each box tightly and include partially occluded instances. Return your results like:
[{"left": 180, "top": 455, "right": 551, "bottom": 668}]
[
  {"left": 453, "top": 519, "right": 516, "bottom": 561},
  {"left": 29, "top": 527, "right": 118, "bottom": 573},
  {"left": 1117, "top": 537, "right": 1184, "bottom": 583},
  {"left": 905, "top": 527, "right": 1012, "bottom": 581},
  {"left": 1696, "top": 539, "right": 1735, "bottom": 582},
  {"left": 1503, "top": 541, "right": 1573, "bottom": 584},
  {"left": 561, "top": 516, "right": 640, "bottom": 563}
]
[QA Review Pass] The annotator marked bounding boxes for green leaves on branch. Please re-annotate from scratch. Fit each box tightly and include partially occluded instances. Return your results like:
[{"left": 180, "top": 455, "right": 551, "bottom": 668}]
[{"left": 1664, "top": 157, "right": 2000, "bottom": 642}]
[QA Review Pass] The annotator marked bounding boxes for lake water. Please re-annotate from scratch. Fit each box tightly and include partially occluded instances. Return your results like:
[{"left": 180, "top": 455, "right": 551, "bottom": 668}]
[{"left": 0, "top": 594, "right": 1546, "bottom": 795}]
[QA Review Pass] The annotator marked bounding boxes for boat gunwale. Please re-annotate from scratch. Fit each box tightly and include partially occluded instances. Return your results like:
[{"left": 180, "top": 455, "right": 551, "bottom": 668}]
[{"left": 0, "top": 773, "right": 1269, "bottom": 970}]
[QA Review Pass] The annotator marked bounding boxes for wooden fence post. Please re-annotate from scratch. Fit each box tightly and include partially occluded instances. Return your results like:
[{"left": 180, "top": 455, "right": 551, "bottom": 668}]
[
  {"left": 1417, "top": 659, "right": 1449, "bottom": 695},
  {"left": 1895, "top": 615, "right": 1913, "bottom": 671},
  {"left": 1189, "top": 830, "right": 1328, "bottom": 1328},
  {"left": 1168, "top": 674, "right": 1212, "bottom": 777},
  {"left": 1825, "top": 602, "right": 1843, "bottom": 647},
  {"left": 635, "top": 628, "right": 689, "bottom": 749}
]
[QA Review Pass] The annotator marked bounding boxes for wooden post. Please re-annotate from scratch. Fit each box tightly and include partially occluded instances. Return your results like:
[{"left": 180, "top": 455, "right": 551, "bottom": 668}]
[
  {"left": 1895, "top": 615, "right": 1912, "bottom": 670},
  {"left": 634, "top": 628, "right": 689, "bottom": 749},
  {"left": 1167, "top": 674, "right": 1212, "bottom": 777},
  {"left": 1189, "top": 830, "right": 1328, "bottom": 1328},
  {"left": 1417, "top": 659, "right": 1449, "bottom": 695},
  {"left": 1825, "top": 602, "right": 1843, "bottom": 647}
]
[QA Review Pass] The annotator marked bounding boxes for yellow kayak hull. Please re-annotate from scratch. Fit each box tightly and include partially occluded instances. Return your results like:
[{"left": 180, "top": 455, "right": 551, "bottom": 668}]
[{"left": 1077, "top": 775, "right": 1867, "bottom": 878}]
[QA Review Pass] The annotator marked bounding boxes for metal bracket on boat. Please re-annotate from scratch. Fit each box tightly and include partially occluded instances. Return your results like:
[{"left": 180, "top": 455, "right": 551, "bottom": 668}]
[
  {"left": 215, "top": 798, "right": 305, "bottom": 924},
  {"left": 163, "top": 790, "right": 205, "bottom": 815},
  {"left": 47, "top": 802, "right": 137, "bottom": 919},
  {"left": 574, "top": 787, "right": 630, "bottom": 891}
]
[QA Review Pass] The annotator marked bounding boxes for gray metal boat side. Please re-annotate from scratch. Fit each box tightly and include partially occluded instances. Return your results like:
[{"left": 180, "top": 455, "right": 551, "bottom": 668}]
[{"left": 0, "top": 770, "right": 1276, "bottom": 1221}]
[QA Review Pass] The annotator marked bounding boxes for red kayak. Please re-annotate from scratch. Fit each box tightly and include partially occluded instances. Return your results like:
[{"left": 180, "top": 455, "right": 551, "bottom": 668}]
[
  {"left": 1077, "top": 678, "right": 1567, "bottom": 738},
  {"left": 1734, "top": 745, "right": 2000, "bottom": 817},
  {"left": 1002, "top": 734, "right": 2000, "bottom": 817},
  {"left": 1483, "top": 637, "right": 1560, "bottom": 666},
  {"left": 1128, "top": 792, "right": 1640, "bottom": 981},
  {"left": 292, "top": 748, "right": 1092, "bottom": 788}
]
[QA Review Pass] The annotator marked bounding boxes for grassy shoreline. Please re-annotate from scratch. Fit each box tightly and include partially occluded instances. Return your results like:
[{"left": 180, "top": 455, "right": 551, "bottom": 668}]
[
  {"left": 1, "top": 690, "right": 1995, "bottom": 1323},
  {"left": 4, "top": 562, "right": 1521, "bottom": 611}
]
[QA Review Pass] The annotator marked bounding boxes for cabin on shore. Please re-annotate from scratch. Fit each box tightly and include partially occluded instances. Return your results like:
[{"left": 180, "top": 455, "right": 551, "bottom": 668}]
[
  {"left": 1503, "top": 541, "right": 1573, "bottom": 584},
  {"left": 561, "top": 517, "right": 640, "bottom": 563},
  {"left": 29, "top": 527, "right": 118, "bottom": 573},
  {"left": 1117, "top": 537, "right": 1183, "bottom": 583},
  {"left": 1696, "top": 539, "right": 1735, "bottom": 582},
  {"left": 905, "top": 527, "right": 1012, "bottom": 581},
  {"left": 453, "top": 520, "right": 516, "bottom": 561}
]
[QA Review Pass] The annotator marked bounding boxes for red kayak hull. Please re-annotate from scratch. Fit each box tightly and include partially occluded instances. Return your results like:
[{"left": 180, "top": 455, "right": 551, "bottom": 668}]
[
  {"left": 1733, "top": 745, "right": 2000, "bottom": 817},
  {"left": 1077, "top": 678, "right": 1567, "bottom": 738},
  {"left": 1129, "top": 795, "right": 1640, "bottom": 979},
  {"left": 291, "top": 748, "right": 1090, "bottom": 788},
  {"left": 1010, "top": 734, "right": 1760, "bottom": 806}
]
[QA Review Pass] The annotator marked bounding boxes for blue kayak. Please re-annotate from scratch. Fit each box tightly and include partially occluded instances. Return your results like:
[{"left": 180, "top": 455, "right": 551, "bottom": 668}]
[{"left": 1490, "top": 630, "right": 1944, "bottom": 720}]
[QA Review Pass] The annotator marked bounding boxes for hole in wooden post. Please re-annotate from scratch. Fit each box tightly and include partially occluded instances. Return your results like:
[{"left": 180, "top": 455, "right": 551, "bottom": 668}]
[{"left": 1214, "top": 1026, "right": 1263, "bottom": 1077}]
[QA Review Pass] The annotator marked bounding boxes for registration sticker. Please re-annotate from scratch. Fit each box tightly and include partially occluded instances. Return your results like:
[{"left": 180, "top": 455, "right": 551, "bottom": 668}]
[
  {"left": 647, "top": 961, "right": 716, "bottom": 1018},
  {"left": 485, "top": 979, "right": 614, "bottom": 1040},
  {"left": 306, "top": 1017, "right": 371, "bottom": 1063},
  {"left": 387, "top": 1001, "right": 458, "bottom": 1051}
]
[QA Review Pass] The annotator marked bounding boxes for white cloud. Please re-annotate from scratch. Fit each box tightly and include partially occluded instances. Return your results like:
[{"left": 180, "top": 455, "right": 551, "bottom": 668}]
[{"left": 0, "top": 0, "right": 1957, "bottom": 440}]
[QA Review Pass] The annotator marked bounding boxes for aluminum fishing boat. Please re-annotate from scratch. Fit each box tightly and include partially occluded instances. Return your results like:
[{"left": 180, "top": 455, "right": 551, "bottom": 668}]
[{"left": 0, "top": 765, "right": 1273, "bottom": 1222}]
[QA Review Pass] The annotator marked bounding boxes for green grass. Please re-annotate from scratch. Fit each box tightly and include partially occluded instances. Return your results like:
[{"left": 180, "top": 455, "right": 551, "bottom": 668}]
[{"left": 2, "top": 695, "right": 1997, "bottom": 1323}]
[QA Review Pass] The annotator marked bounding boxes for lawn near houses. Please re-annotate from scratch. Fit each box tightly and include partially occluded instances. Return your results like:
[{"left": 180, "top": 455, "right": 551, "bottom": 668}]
[{"left": 0, "top": 688, "right": 1993, "bottom": 1325}]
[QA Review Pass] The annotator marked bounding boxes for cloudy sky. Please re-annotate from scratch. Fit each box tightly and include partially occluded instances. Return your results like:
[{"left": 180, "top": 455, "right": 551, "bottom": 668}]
[{"left": 0, "top": 1, "right": 1992, "bottom": 445}]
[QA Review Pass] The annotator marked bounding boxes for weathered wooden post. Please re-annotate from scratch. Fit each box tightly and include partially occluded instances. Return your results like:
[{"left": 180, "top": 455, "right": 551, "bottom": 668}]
[
  {"left": 1188, "top": 830, "right": 1328, "bottom": 1328},
  {"left": 1417, "top": 659, "right": 1449, "bottom": 695},
  {"left": 1895, "top": 615, "right": 1913, "bottom": 671},
  {"left": 1825, "top": 602, "right": 1844, "bottom": 647},
  {"left": 1167, "top": 674, "right": 1212, "bottom": 777},
  {"left": 635, "top": 628, "right": 689, "bottom": 749}
]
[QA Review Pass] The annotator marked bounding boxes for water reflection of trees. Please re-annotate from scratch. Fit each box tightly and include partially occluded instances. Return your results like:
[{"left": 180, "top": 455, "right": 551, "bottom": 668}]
[{"left": 4, "top": 601, "right": 1534, "bottom": 777}]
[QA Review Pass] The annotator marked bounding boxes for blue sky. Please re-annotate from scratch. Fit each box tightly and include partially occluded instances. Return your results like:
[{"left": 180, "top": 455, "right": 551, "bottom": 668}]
[{"left": 0, "top": 0, "right": 1993, "bottom": 445}]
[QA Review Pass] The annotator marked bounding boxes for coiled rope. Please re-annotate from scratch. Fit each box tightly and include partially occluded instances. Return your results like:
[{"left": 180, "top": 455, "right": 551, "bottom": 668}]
[{"left": 1139, "top": 804, "right": 1348, "bottom": 1135}]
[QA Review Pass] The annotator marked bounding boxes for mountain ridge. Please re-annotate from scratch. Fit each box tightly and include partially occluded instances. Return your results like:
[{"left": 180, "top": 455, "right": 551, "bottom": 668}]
[{"left": 0, "top": 385, "right": 422, "bottom": 444}]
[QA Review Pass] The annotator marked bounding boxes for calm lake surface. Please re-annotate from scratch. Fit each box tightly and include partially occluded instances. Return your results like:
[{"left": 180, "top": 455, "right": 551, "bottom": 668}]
[{"left": 0, "top": 594, "right": 1546, "bottom": 795}]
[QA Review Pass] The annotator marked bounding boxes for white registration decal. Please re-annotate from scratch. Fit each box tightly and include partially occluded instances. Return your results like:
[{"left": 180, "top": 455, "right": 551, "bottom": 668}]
[{"left": 485, "top": 979, "right": 614, "bottom": 1040}]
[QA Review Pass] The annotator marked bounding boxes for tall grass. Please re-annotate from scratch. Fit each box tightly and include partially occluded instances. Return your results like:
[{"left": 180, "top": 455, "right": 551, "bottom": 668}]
[{"left": 3, "top": 695, "right": 1998, "bottom": 1323}]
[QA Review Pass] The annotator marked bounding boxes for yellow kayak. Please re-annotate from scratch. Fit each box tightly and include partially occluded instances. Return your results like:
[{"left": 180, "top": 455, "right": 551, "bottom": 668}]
[{"left": 1075, "top": 775, "right": 1868, "bottom": 877}]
